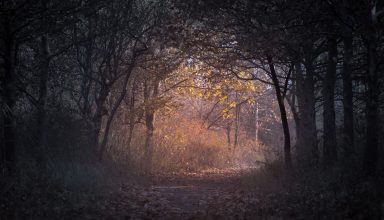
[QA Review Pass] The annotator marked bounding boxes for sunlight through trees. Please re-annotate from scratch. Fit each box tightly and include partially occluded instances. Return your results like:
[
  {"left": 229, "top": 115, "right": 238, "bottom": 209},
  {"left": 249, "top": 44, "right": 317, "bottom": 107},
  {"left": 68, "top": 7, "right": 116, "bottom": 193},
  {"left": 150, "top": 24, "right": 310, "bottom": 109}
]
[{"left": 1, "top": 0, "right": 383, "bottom": 218}]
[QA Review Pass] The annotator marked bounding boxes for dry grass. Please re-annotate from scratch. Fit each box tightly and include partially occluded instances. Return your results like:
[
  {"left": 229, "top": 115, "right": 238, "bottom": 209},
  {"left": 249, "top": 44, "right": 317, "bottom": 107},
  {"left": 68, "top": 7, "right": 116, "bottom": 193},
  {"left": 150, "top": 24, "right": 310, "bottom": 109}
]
[{"left": 108, "top": 112, "right": 268, "bottom": 174}]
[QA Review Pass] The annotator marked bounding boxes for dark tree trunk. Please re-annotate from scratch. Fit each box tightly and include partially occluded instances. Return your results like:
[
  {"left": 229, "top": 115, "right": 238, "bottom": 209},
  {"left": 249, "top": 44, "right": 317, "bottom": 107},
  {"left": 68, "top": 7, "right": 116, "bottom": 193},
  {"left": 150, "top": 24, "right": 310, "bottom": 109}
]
[
  {"left": 342, "top": 30, "right": 354, "bottom": 158},
  {"left": 143, "top": 79, "right": 160, "bottom": 173},
  {"left": 233, "top": 96, "right": 240, "bottom": 149},
  {"left": 290, "top": 101, "right": 300, "bottom": 144},
  {"left": 255, "top": 101, "right": 259, "bottom": 145},
  {"left": 90, "top": 86, "right": 109, "bottom": 151},
  {"left": 296, "top": 62, "right": 318, "bottom": 167},
  {"left": 99, "top": 66, "right": 134, "bottom": 160},
  {"left": 35, "top": 34, "right": 50, "bottom": 173},
  {"left": 144, "top": 109, "right": 155, "bottom": 173},
  {"left": 2, "top": 17, "right": 17, "bottom": 176},
  {"left": 267, "top": 56, "right": 292, "bottom": 169},
  {"left": 363, "top": 26, "right": 379, "bottom": 176},
  {"left": 126, "top": 77, "right": 138, "bottom": 160},
  {"left": 35, "top": 0, "right": 50, "bottom": 169},
  {"left": 323, "top": 36, "right": 338, "bottom": 166},
  {"left": 226, "top": 123, "right": 231, "bottom": 148},
  {"left": 306, "top": 63, "right": 319, "bottom": 164},
  {"left": 285, "top": 71, "right": 300, "bottom": 148}
]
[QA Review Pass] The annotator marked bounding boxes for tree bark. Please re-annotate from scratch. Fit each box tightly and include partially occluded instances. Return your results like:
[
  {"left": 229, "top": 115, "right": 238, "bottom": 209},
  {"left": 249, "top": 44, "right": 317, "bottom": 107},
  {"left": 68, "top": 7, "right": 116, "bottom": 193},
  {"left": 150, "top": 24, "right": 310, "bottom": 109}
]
[
  {"left": 144, "top": 109, "right": 155, "bottom": 173},
  {"left": 286, "top": 86, "right": 300, "bottom": 148},
  {"left": 323, "top": 36, "right": 338, "bottom": 166},
  {"left": 126, "top": 77, "right": 138, "bottom": 160},
  {"left": 267, "top": 56, "right": 292, "bottom": 169},
  {"left": 233, "top": 94, "right": 240, "bottom": 149},
  {"left": 35, "top": 34, "right": 50, "bottom": 173},
  {"left": 98, "top": 67, "right": 135, "bottom": 160},
  {"left": 296, "top": 61, "right": 318, "bottom": 167},
  {"left": 35, "top": 0, "right": 50, "bottom": 171},
  {"left": 1, "top": 16, "right": 17, "bottom": 176},
  {"left": 255, "top": 101, "right": 259, "bottom": 145},
  {"left": 363, "top": 21, "right": 379, "bottom": 176},
  {"left": 226, "top": 123, "right": 231, "bottom": 148},
  {"left": 285, "top": 69, "right": 300, "bottom": 149},
  {"left": 90, "top": 86, "right": 109, "bottom": 152},
  {"left": 143, "top": 78, "right": 160, "bottom": 173},
  {"left": 342, "top": 30, "right": 354, "bottom": 158}
]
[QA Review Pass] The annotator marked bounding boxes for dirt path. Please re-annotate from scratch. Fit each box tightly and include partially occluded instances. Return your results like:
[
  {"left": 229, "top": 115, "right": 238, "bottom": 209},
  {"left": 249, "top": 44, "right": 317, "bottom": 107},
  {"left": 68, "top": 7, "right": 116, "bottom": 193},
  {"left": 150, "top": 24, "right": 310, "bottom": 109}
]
[
  {"left": 3, "top": 167, "right": 377, "bottom": 219},
  {"left": 105, "top": 168, "right": 260, "bottom": 219},
  {"left": 150, "top": 169, "right": 244, "bottom": 213}
]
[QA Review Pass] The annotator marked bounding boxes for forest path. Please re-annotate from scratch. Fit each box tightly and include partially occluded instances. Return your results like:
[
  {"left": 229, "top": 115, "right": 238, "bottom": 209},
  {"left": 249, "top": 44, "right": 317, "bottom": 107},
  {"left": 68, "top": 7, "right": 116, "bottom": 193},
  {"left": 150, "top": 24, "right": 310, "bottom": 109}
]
[
  {"left": 111, "top": 167, "right": 261, "bottom": 219},
  {"left": 150, "top": 168, "right": 246, "bottom": 213}
]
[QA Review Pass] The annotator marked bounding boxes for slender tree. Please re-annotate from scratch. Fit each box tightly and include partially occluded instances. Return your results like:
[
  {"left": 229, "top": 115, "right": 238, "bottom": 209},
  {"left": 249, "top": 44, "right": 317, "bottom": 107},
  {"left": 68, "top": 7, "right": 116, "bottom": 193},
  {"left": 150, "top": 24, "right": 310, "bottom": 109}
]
[{"left": 323, "top": 35, "right": 338, "bottom": 166}]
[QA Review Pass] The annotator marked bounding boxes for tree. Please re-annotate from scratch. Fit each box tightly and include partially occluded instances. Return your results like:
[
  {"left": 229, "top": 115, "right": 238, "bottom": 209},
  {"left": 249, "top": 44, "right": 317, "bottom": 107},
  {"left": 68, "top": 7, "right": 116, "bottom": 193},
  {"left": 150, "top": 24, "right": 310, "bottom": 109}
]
[
  {"left": 323, "top": 35, "right": 338, "bottom": 166},
  {"left": 363, "top": 1, "right": 383, "bottom": 176},
  {"left": 1, "top": 0, "right": 46, "bottom": 175},
  {"left": 267, "top": 56, "right": 292, "bottom": 169}
]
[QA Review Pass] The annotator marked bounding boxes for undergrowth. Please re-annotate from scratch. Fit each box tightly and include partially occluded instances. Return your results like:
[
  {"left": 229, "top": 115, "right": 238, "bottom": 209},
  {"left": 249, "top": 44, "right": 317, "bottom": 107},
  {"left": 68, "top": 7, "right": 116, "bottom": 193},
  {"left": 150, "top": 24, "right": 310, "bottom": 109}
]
[{"left": 240, "top": 160, "right": 384, "bottom": 219}]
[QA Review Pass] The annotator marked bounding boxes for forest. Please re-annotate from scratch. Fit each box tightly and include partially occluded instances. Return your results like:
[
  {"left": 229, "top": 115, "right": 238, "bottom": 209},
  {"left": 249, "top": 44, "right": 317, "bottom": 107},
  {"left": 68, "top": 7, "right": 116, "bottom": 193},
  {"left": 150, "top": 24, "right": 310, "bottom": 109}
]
[{"left": 1, "top": 0, "right": 383, "bottom": 219}]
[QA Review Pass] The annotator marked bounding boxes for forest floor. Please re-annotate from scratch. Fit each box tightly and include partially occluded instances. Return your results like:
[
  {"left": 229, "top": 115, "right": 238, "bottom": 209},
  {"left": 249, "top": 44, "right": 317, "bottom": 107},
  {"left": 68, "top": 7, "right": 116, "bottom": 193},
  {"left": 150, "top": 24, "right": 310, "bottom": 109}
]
[
  {"left": 146, "top": 168, "right": 251, "bottom": 218},
  {"left": 1, "top": 167, "right": 383, "bottom": 219},
  {"left": 2, "top": 167, "right": 265, "bottom": 219},
  {"left": 106, "top": 168, "right": 258, "bottom": 219}
]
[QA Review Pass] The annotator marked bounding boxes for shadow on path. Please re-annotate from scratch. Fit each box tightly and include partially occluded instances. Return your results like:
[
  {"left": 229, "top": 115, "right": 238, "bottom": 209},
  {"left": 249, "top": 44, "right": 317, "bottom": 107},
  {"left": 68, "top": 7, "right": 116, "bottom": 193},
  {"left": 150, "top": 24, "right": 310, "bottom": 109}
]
[{"left": 149, "top": 168, "right": 253, "bottom": 214}]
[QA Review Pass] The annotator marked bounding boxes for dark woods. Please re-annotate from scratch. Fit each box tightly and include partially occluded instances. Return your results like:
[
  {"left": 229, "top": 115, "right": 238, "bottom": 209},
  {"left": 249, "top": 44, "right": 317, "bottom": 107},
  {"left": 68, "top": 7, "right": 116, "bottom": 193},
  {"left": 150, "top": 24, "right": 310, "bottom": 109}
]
[
  {"left": 0, "top": 0, "right": 383, "bottom": 219},
  {"left": 185, "top": 0, "right": 384, "bottom": 174},
  {"left": 1, "top": 0, "right": 177, "bottom": 176}
]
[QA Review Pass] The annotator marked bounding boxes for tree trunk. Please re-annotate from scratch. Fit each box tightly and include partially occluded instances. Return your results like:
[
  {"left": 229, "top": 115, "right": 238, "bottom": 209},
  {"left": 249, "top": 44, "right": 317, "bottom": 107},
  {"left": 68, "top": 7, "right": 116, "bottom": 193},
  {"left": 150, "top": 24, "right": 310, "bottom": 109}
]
[
  {"left": 304, "top": 62, "right": 318, "bottom": 164},
  {"left": 285, "top": 72, "right": 300, "bottom": 149},
  {"left": 363, "top": 24, "right": 379, "bottom": 176},
  {"left": 342, "top": 30, "right": 354, "bottom": 159},
  {"left": 126, "top": 77, "right": 138, "bottom": 160},
  {"left": 323, "top": 36, "right": 338, "bottom": 166},
  {"left": 35, "top": 34, "right": 50, "bottom": 173},
  {"left": 267, "top": 56, "right": 292, "bottom": 170},
  {"left": 144, "top": 110, "right": 155, "bottom": 173},
  {"left": 226, "top": 123, "right": 231, "bottom": 148},
  {"left": 2, "top": 16, "right": 17, "bottom": 176},
  {"left": 233, "top": 95, "right": 240, "bottom": 149},
  {"left": 143, "top": 79, "right": 160, "bottom": 173},
  {"left": 255, "top": 101, "right": 259, "bottom": 145},
  {"left": 90, "top": 86, "right": 109, "bottom": 151},
  {"left": 288, "top": 94, "right": 300, "bottom": 146},
  {"left": 99, "top": 66, "right": 134, "bottom": 160},
  {"left": 296, "top": 61, "right": 318, "bottom": 167},
  {"left": 35, "top": 0, "right": 50, "bottom": 170}
]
